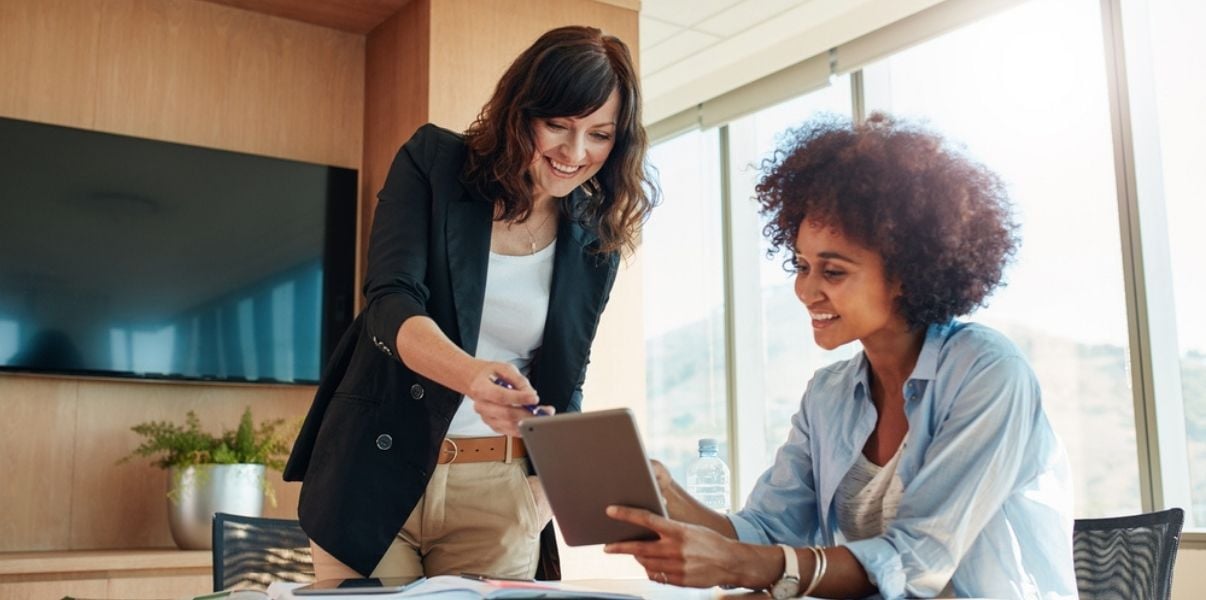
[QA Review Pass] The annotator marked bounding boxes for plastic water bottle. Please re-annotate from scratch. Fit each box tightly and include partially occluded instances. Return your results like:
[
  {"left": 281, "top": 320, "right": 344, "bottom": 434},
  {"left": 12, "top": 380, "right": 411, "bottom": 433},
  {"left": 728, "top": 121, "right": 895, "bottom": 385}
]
[{"left": 686, "top": 438, "right": 731, "bottom": 512}]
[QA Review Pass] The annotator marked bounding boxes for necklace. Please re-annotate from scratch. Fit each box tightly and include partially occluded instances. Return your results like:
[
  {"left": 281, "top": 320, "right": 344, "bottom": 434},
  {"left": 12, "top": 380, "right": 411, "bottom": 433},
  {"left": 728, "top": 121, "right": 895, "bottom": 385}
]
[{"left": 521, "top": 209, "right": 555, "bottom": 254}]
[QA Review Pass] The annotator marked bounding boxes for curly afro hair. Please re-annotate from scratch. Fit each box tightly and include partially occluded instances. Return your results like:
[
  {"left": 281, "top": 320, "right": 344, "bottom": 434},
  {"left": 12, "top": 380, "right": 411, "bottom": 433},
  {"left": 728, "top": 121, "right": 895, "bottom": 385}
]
[{"left": 755, "top": 112, "right": 1018, "bottom": 329}]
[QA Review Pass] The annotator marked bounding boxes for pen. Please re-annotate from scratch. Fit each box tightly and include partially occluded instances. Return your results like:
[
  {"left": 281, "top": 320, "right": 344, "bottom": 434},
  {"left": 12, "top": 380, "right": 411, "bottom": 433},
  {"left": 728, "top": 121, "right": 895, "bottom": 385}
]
[{"left": 491, "top": 375, "right": 544, "bottom": 416}]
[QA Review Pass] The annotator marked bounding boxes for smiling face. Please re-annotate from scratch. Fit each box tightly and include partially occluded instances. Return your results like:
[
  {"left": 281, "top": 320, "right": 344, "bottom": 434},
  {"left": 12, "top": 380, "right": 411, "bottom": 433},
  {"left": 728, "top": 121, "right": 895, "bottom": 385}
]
[
  {"left": 527, "top": 88, "right": 620, "bottom": 203},
  {"left": 793, "top": 218, "right": 908, "bottom": 350}
]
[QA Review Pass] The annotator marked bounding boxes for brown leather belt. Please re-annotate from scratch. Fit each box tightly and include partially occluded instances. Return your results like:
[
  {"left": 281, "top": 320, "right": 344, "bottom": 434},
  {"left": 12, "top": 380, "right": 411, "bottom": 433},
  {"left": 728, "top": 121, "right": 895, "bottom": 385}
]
[{"left": 437, "top": 435, "right": 527, "bottom": 465}]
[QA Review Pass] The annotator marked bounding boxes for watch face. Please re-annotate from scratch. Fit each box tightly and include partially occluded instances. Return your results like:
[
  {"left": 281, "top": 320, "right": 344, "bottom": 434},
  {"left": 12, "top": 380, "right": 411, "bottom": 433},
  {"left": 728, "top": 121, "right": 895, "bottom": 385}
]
[{"left": 771, "top": 576, "right": 801, "bottom": 600}]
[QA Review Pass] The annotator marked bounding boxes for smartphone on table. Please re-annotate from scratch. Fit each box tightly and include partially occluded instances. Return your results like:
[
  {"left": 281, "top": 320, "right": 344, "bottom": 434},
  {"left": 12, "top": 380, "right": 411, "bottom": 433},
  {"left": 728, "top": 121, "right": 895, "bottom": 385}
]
[{"left": 292, "top": 577, "right": 424, "bottom": 595}]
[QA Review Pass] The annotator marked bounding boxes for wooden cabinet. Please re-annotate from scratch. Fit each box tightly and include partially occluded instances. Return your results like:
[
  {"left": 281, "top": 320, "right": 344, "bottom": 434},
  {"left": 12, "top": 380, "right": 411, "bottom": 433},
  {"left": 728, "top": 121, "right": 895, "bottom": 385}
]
[{"left": 0, "top": 550, "right": 211, "bottom": 600}]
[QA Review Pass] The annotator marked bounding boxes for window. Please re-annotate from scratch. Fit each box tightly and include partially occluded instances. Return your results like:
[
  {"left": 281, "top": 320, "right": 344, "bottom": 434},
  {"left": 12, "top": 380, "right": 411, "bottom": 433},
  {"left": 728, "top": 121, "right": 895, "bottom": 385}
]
[
  {"left": 726, "top": 77, "right": 859, "bottom": 483},
  {"left": 641, "top": 0, "right": 1202, "bottom": 533},
  {"left": 642, "top": 128, "right": 729, "bottom": 483},
  {"left": 858, "top": 0, "right": 1141, "bottom": 517},
  {"left": 1143, "top": 0, "right": 1206, "bottom": 526}
]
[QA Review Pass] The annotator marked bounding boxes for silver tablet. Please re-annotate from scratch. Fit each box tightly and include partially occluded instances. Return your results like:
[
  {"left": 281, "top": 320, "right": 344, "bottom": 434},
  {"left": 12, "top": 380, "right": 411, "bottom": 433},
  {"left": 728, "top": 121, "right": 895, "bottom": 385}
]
[{"left": 520, "top": 408, "right": 667, "bottom": 546}]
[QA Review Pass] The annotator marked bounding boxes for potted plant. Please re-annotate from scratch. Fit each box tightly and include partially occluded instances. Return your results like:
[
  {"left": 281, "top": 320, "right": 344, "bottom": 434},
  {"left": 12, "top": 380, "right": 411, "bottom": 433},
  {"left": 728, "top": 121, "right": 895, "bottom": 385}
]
[{"left": 119, "top": 407, "right": 295, "bottom": 550}]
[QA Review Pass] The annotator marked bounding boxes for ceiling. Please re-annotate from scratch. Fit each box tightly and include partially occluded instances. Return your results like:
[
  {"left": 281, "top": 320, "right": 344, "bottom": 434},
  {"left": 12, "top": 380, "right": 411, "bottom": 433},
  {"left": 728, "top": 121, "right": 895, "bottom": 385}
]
[
  {"left": 640, "top": 0, "right": 812, "bottom": 78},
  {"left": 638, "top": 0, "right": 942, "bottom": 122},
  {"left": 192, "top": 0, "right": 941, "bottom": 124}
]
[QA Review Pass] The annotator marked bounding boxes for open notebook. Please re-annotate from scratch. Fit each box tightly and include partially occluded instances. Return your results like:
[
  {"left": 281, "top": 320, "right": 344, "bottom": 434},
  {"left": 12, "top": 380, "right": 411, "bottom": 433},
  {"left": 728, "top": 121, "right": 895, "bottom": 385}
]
[{"left": 253, "top": 576, "right": 642, "bottom": 599}]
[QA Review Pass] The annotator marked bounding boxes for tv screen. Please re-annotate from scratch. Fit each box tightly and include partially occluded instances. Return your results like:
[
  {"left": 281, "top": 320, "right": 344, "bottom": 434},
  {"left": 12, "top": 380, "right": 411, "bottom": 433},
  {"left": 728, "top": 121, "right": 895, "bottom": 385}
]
[{"left": 0, "top": 116, "right": 356, "bottom": 384}]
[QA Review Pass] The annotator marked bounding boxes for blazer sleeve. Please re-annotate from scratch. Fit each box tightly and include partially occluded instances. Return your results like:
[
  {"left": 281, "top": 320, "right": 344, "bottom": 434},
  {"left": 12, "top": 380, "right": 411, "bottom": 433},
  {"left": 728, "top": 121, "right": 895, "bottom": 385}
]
[{"left": 363, "top": 125, "right": 440, "bottom": 359}]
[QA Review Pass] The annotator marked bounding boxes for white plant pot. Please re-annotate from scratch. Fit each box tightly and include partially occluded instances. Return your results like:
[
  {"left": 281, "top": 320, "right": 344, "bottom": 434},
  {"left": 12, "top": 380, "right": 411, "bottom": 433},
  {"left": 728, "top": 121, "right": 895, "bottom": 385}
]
[{"left": 167, "top": 464, "right": 265, "bottom": 550}]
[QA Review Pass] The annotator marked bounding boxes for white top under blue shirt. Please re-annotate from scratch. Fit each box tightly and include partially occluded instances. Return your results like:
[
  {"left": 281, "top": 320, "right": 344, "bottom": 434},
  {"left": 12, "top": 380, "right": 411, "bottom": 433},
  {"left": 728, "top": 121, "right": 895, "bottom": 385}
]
[{"left": 728, "top": 321, "right": 1077, "bottom": 600}]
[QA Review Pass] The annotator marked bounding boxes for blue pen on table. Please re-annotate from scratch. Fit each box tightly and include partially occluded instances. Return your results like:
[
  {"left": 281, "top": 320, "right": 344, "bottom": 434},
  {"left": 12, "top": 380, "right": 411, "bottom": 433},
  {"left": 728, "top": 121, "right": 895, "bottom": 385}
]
[{"left": 491, "top": 375, "right": 544, "bottom": 416}]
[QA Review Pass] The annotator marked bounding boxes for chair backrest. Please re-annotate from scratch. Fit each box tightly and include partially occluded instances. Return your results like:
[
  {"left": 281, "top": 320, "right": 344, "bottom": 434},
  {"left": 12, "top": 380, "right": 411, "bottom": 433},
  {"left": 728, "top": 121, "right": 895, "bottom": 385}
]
[
  {"left": 1073, "top": 508, "right": 1184, "bottom": 600},
  {"left": 212, "top": 512, "right": 314, "bottom": 592}
]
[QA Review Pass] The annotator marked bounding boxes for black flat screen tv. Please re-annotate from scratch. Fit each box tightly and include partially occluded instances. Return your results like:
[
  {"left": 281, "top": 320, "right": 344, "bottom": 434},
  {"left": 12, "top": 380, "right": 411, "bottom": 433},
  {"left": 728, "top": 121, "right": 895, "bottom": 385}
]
[{"left": 0, "top": 116, "right": 356, "bottom": 384}]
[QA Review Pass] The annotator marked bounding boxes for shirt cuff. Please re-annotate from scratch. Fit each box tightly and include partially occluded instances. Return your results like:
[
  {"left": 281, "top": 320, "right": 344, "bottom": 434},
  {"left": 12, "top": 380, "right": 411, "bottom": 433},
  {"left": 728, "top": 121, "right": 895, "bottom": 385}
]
[
  {"left": 727, "top": 512, "right": 771, "bottom": 545},
  {"left": 845, "top": 537, "right": 907, "bottom": 600}
]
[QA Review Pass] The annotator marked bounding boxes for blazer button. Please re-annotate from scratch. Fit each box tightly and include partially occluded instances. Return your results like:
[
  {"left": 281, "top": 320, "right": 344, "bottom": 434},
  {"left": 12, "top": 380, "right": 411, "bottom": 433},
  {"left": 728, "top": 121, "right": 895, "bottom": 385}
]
[
  {"left": 375, "top": 434, "right": 393, "bottom": 450},
  {"left": 410, "top": 384, "right": 424, "bottom": 400}
]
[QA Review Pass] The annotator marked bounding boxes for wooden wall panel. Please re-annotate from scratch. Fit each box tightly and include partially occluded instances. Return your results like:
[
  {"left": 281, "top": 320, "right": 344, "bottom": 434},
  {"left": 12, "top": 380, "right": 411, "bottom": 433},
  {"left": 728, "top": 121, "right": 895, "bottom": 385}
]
[
  {"left": 0, "top": 374, "right": 311, "bottom": 552},
  {"left": 428, "top": 0, "right": 639, "bottom": 131},
  {"left": 199, "top": 0, "right": 409, "bottom": 34},
  {"left": 0, "top": 578, "right": 109, "bottom": 600},
  {"left": 106, "top": 572, "right": 212, "bottom": 598},
  {"left": 0, "top": 0, "right": 360, "bottom": 553},
  {"left": 92, "top": 0, "right": 364, "bottom": 169},
  {"left": 0, "top": 0, "right": 102, "bottom": 128},
  {"left": 360, "top": 0, "right": 430, "bottom": 299},
  {"left": 0, "top": 378, "right": 78, "bottom": 551},
  {"left": 69, "top": 379, "right": 310, "bottom": 549}
]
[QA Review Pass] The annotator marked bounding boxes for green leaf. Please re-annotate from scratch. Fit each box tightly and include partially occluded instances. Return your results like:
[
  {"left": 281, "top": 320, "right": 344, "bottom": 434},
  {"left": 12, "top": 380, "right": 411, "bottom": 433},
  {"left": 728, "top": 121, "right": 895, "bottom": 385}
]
[{"left": 117, "top": 406, "right": 300, "bottom": 476}]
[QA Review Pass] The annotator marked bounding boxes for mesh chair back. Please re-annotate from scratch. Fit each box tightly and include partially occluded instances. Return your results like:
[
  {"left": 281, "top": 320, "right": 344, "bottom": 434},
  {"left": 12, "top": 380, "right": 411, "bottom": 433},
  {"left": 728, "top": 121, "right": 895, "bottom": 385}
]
[
  {"left": 212, "top": 512, "right": 314, "bottom": 592},
  {"left": 1073, "top": 508, "right": 1184, "bottom": 600}
]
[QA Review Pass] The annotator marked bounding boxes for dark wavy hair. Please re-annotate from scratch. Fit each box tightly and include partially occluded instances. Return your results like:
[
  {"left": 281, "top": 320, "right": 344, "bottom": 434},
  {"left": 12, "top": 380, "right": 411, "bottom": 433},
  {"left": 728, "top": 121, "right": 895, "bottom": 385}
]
[
  {"left": 756, "top": 112, "right": 1019, "bottom": 328},
  {"left": 463, "top": 26, "right": 657, "bottom": 257}
]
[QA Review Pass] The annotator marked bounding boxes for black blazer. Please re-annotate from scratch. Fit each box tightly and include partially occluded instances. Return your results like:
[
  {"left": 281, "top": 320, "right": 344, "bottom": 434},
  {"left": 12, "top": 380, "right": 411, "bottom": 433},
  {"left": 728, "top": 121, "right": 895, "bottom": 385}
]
[{"left": 283, "top": 124, "right": 620, "bottom": 577}]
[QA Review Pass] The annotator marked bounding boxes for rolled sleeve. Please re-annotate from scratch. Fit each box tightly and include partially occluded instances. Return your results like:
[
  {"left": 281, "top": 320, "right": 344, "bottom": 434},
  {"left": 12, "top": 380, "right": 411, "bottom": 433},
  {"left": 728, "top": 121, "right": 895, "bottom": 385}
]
[
  {"left": 845, "top": 537, "right": 907, "bottom": 600},
  {"left": 727, "top": 512, "right": 772, "bottom": 545},
  {"left": 363, "top": 126, "right": 439, "bottom": 357},
  {"left": 729, "top": 381, "right": 823, "bottom": 548}
]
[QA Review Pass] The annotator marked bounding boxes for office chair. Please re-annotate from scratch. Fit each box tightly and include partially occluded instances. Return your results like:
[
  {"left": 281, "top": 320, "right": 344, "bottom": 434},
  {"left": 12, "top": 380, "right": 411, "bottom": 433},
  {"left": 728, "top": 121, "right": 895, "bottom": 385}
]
[
  {"left": 1072, "top": 507, "right": 1184, "bottom": 600},
  {"left": 212, "top": 512, "right": 315, "bottom": 592}
]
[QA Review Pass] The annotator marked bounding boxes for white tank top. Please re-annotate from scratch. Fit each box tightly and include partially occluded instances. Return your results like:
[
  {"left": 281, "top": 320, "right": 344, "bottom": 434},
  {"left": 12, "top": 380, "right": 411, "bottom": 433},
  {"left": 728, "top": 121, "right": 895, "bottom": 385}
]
[
  {"left": 836, "top": 444, "right": 955, "bottom": 597},
  {"left": 835, "top": 447, "right": 906, "bottom": 541},
  {"left": 446, "top": 240, "right": 556, "bottom": 437}
]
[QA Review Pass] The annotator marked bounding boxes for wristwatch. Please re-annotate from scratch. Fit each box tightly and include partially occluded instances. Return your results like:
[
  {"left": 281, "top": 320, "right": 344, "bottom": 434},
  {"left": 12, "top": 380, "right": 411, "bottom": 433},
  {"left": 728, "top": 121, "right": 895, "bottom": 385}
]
[{"left": 770, "top": 543, "right": 801, "bottom": 599}]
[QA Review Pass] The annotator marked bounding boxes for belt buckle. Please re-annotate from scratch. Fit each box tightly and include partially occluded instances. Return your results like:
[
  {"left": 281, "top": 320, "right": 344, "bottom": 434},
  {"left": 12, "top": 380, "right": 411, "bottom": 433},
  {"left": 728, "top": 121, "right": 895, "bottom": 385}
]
[{"left": 439, "top": 438, "right": 459, "bottom": 464}]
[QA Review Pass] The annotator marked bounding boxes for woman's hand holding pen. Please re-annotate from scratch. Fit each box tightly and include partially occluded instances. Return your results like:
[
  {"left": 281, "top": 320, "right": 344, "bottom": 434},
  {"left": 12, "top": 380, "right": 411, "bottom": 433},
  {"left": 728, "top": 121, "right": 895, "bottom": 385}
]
[{"left": 465, "top": 361, "right": 554, "bottom": 437}]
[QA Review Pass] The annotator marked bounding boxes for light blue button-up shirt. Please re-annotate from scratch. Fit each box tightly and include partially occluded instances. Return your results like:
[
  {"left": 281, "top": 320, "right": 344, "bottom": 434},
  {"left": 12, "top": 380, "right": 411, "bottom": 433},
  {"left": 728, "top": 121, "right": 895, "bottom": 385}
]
[{"left": 729, "top": 321, "right": 1076, "bottom": 599}]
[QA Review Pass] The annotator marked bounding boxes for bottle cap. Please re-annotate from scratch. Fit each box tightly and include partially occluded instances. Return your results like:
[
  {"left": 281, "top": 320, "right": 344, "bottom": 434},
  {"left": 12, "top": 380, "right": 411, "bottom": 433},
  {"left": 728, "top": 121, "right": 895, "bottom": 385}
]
[{"left": 698, "top": 438, "right": 719, "bottom": 453}]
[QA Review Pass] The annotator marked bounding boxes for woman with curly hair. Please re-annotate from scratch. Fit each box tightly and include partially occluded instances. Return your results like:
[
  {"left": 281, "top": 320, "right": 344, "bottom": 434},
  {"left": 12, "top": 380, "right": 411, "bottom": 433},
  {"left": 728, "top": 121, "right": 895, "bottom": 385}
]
[
  {"left": 285, "top": 26, "right": 655, "bottom": 581},
  {"left": 606, "top": 114, "right": 1075, "bottom": 599}
]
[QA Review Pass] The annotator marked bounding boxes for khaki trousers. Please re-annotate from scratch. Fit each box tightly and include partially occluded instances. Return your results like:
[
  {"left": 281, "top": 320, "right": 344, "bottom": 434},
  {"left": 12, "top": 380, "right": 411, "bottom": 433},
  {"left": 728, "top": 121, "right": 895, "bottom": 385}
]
[{"left": 311, "top": 458, "right": 546, "bottom": 580}]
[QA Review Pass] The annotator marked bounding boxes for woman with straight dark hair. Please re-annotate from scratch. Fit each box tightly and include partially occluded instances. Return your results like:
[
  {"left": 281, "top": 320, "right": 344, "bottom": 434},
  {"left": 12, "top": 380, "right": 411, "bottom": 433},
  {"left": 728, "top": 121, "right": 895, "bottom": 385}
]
[{"left": 284, "top": 25, "right": 655, "bottom": 581}]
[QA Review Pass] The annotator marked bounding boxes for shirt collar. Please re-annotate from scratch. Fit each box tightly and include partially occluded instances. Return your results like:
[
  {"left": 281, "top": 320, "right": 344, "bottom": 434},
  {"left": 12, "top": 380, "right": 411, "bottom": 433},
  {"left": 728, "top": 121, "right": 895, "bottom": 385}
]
[
  {"left": 852, "top": 353, "right": 871, "bottom": 402},
  {"left": 910, "top": 321, "right": 952, "bottom": 382},
  {"left": 850, "top": 321, "right": 952, "bottom": 401}
]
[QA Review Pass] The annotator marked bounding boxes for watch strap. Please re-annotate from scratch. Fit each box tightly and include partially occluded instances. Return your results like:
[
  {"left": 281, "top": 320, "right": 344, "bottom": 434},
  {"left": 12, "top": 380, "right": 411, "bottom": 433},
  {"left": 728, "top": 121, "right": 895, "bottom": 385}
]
[{"left": 778, "top": 543, "right": 799, "bottom": 581}]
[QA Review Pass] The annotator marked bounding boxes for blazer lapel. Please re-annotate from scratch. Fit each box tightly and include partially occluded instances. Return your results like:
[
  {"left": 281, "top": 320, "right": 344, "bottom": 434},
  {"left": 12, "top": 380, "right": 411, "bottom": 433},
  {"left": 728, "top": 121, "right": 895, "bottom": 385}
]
[
  {"left": 446, "top": 183, "right": 492, "bottom": 356},
  {"left": 547, "top": 188, "right": 604, "bottom": 326},
  {"left": 538, "top": 189, "right": 612, "bottom": 397}
]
